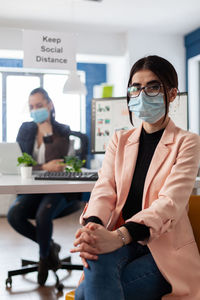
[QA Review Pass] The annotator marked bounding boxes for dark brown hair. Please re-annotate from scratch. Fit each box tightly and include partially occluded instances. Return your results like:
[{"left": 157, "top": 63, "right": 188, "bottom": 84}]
[{"left": 127, "top": 55, "right": 178, "bottom": 125}]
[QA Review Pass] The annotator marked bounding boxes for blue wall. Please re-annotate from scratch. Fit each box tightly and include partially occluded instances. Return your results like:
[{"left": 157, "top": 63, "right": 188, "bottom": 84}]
[
  {"left": 185, "top": 28, "right": 200, "bottom": 60},
  {"left": 184, "top": 27, "right": 200, "bottom": 91},
  {"left": 0, "top": 58, "right": 23, "bottom": 67}
]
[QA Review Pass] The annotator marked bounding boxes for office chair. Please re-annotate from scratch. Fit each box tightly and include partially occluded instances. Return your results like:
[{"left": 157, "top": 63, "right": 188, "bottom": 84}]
[
  {"left": 66, "top": 290, "right": 76, "bottom": 299},
  {"left": 69, "top": 130, "right": 88, "bottom": 162},
  {"left": 188, "top": 195, "right": 200, "bottom": 251},
  {"left": 5, "top": 131, "right": 88, "bottom": 292}
]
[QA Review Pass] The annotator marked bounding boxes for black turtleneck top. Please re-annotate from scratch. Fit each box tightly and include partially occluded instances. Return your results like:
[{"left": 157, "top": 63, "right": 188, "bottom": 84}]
[{"left": 85, "top": 127, "right": 165, "bottom": 242}]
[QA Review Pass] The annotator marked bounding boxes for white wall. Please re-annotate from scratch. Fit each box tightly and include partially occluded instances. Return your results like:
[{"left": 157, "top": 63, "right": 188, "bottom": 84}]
[
  {"left": 188, "top": 55, "right": 200, "bottom": 134},
  {"left": 126, "top": 31, "right": 186, "bottom": 92},
  {"left": 0, "top": 27, "right": 126, "bottom": 56},
  {"left": 79, "top": 31, "right": 186, "bottom": 95},
  {"left": 0, "top": 28, "right": 23, "bottom": 50}
]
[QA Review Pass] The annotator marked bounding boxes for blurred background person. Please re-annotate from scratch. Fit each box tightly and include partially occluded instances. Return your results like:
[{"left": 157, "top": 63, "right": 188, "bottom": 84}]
[{"left": 7, "top": 87, "right": 80, "bottom": 286}]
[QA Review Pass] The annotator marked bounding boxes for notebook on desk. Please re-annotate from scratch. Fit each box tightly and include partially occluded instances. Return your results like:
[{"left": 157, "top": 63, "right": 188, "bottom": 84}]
[{"left": 0, "top": 142, "right": 22, "bottom": 175}]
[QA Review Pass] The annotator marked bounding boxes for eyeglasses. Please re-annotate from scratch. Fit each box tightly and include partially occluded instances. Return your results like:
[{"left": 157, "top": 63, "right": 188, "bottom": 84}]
[{"left": 127, "top": 83, "right": 162, "bottom": 98}]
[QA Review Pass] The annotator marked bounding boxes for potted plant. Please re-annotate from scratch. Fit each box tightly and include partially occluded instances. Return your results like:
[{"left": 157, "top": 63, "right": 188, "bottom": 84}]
[
  {"left": 17, "top": 152, "right": 37, "bottom": 178},
  {"left": 64, "top": 156, "right": 86, "bottom": 173}
]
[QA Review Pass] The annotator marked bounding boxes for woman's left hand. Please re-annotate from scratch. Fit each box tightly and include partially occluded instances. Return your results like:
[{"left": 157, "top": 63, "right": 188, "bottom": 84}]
[{"left": 70, "top": 222, "right": 123, "bottom": 259}]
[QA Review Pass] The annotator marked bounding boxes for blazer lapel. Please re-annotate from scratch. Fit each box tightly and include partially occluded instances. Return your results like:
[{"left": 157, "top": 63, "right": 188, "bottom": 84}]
[{"left": 142, "top": 119, "right": 175, "bottom": 209}]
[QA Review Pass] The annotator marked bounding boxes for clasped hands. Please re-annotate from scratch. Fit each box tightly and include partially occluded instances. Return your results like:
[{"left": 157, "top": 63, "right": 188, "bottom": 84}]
[{"left": 70, "top": 222, "right": 123, "bottom": 268}]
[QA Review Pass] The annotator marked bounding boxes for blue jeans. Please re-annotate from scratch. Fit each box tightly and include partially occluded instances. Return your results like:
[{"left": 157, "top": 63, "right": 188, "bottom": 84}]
[
  {"left": 75, "top": 242, "right": 171, "bottom": 300},
  {"left": 7, "top": 193, "right": 79, "bottom": 258}
]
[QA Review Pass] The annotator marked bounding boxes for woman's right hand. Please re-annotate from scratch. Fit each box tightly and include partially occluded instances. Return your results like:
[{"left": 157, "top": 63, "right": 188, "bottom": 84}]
[
  {"left": 71, "top": 224, "right": 99, "bottom": 268},
  {"left": 42, "top": 159, "right": 65, "bottom": 172}
]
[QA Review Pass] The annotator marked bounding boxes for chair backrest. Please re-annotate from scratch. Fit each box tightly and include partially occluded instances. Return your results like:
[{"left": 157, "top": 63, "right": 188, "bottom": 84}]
[
  {"left": 69, "top": 131, "right": 88, "bottom": 164},
  {"left": 188, "top": 195, "right": 200, "bottom": 252}
]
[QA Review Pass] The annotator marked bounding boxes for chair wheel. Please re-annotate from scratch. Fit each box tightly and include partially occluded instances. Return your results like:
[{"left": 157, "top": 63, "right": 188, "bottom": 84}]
[
  {"left": 6, "top": 277, "right": 12, "bottom": 287},
  {"left": 56, "top": 283, "right": 64, "bottom": 292}
]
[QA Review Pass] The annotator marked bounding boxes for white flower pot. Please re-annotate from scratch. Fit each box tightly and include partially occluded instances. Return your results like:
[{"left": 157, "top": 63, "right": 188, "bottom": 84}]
[{"left": 20, "top": 166, "right": 32, "bottom": 179}]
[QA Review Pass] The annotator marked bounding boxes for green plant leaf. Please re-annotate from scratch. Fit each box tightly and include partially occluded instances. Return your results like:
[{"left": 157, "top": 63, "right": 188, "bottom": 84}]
[
  {"left": 64, "top": 156, "right": 86, "bottom": 172},
  {"left": 17, "top": 152, "right": 37, "bottom": 167}
]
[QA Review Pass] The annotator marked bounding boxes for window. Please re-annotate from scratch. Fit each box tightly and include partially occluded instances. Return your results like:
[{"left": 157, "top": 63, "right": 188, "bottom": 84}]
[
  {"left": 0, "top": 70, "right": 86, "bottom": 142},
  {"left": 6, "top": 75, "right": 40, "bottom": 142}
]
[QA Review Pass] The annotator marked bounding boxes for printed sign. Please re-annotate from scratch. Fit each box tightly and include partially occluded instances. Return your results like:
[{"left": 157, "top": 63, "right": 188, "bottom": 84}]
[{"left": 23, "top": 30, "right": 76, "bottom": 70}]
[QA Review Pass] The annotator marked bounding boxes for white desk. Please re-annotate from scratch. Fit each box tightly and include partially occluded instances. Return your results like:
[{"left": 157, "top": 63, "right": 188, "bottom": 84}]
[
  {"left": 0, "top": 175, "right": 199, "bottom": 195},
  {"left": 0, "top": 174, "right": 96, "bottom": 194}
]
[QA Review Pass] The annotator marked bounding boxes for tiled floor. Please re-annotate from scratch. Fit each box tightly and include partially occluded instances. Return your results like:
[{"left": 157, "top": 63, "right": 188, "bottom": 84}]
[{"left": 0, "top": 204, "right": 85, "bottom": 300}]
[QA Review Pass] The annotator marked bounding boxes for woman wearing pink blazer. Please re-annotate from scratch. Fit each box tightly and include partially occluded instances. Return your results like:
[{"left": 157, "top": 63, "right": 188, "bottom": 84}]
[{"left": 71, "top": 55, "right": 200, "bottom": 299}]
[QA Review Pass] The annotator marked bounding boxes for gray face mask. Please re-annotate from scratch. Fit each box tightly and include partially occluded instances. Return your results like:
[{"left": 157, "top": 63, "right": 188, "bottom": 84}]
[{"left": 128, "top": 92, "right": 165, "bottom": 124}]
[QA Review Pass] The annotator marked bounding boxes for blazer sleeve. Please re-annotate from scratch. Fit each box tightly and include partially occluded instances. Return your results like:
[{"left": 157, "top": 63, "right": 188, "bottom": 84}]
[
  {"left": 16, "top": 122, "right": 37, "bottom": 155},
  {"left": 128, "top": 132, "right": 200, "bottom": 243}
]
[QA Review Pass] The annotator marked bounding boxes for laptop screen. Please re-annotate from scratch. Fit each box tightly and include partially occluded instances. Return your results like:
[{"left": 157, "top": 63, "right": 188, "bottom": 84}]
[{"left": 0, "top": 142, "right": 22, "bottom": 175}]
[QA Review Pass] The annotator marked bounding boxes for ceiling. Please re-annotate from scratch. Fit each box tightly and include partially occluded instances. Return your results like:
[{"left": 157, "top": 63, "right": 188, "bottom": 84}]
[{"left": 0, "top": 0, "right": 199, "bottom": 35}]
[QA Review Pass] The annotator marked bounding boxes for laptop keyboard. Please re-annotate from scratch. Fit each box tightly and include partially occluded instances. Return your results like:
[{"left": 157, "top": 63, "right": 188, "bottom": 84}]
[{"left": 34, "top": 171, "right": 98, "bottom": 181}]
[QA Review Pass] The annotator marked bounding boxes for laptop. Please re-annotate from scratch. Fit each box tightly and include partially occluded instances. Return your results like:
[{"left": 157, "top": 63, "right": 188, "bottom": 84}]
[{"left": 0, "top": 142, "right": 22, "bottom": 175}]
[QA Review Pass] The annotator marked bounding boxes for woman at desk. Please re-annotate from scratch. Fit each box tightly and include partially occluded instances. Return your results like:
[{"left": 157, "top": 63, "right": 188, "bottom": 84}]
[
  {"left": 7, "top": 87, "right": 79, "bottom": 286},
  {"left": 71, "top": 56, "right": 200, "bottom": 299}
]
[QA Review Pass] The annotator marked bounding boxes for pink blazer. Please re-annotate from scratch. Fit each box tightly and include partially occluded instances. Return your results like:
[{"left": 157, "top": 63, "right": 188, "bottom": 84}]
[{"left": 81, "top": 119, "right": 200, "bottom": 299}]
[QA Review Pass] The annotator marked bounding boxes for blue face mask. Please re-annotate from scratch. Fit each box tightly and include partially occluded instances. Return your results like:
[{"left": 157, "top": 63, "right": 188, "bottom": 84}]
[
  {"left": 128, "top": 92, "right": 165, "bottom": 124},
  {"left": 30, "top": 108, "right": 49, "bottom": 123}
]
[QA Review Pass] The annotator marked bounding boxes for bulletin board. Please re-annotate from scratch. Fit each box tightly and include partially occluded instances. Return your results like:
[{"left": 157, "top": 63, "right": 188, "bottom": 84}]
[{"left": 91, "top": 93, "right": 188, "bottom": 153}]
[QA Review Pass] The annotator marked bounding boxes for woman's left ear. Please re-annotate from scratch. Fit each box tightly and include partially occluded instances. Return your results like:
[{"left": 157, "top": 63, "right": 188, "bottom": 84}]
[{"left": 169, "top": 88, "right": 177, "bottom": 102}]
